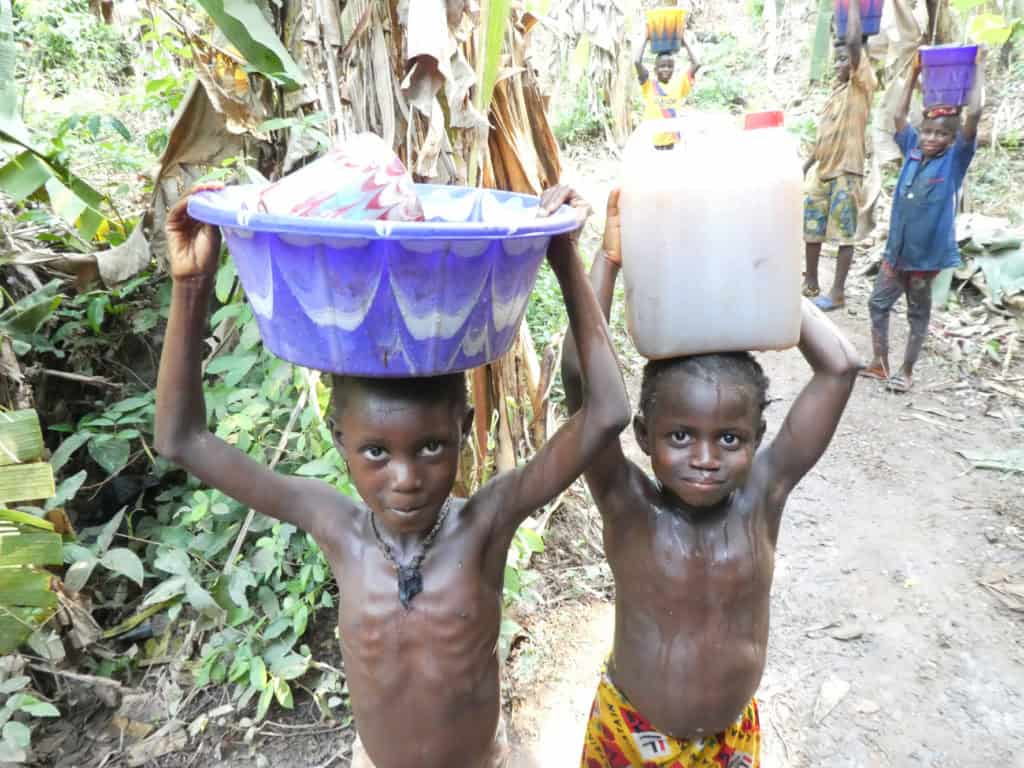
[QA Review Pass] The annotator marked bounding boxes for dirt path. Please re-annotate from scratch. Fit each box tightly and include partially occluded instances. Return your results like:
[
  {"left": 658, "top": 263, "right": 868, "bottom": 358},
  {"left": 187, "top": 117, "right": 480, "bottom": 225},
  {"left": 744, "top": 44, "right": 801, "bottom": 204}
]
[{"left": 507, "top": 157, "right": 1024, "bottom": 767}]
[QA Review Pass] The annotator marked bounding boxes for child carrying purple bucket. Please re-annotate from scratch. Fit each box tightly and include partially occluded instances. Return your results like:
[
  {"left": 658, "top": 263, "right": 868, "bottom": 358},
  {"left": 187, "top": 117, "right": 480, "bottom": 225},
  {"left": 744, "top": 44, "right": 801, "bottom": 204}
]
[{"left": 862, "top": 48, "right": 986, "bottom": 393}]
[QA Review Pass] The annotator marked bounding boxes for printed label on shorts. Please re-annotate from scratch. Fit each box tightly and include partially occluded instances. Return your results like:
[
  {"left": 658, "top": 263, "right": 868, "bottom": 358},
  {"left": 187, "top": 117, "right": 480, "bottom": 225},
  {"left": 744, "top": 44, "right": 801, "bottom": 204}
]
[{"left": 632, "top": 731, "right": 672, "bottom": 759}]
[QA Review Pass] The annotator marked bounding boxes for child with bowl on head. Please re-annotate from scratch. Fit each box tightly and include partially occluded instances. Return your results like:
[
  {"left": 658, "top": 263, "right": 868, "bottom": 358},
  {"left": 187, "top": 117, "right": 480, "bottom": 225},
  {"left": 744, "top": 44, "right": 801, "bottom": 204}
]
[
  {"left": 155, "top": 184, "right": 630, "bottom": 768},
  {"left": 802, "top": 0, "right": 877, "bottom": 312},
  {"left": 862, "top": 49, "right": 985, "bottom": 393},
  {"left": 562, "top": 191, "right": 861, "bottom": 767},
  {"left": 635, "top": 27, "right": 701, "bottom": 149}
]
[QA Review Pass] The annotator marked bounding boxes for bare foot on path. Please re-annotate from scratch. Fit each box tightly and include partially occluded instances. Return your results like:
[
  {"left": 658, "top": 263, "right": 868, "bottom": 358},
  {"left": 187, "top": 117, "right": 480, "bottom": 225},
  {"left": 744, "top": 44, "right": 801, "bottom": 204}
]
[{"left": 859, "top": 362, "right": 888, "bottom": 380}]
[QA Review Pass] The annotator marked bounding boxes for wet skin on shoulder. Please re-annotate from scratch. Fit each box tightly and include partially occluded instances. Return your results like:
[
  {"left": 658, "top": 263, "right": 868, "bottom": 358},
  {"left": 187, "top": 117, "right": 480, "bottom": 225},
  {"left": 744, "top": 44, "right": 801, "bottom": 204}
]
[
  {"left": 605, "top": 369, "right": 777, "bottom": 737},
  {"left": 321, "top": 383, "right": 506, "bottom": 768}
]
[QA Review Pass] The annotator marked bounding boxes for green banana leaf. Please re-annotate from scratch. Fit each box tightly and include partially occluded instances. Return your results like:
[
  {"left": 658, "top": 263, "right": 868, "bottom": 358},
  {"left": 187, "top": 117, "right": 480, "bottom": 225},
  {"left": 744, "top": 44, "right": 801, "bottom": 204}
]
[{"left": 193, "top": 0, "right": 306, "bottom": 90}]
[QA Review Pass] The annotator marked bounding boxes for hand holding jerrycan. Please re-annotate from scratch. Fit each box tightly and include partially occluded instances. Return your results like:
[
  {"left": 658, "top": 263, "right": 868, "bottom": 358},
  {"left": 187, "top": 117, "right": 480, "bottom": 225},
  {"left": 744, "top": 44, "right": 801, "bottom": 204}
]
[{"left": 618, "top": 115, "right": 803, "bottom": 359}]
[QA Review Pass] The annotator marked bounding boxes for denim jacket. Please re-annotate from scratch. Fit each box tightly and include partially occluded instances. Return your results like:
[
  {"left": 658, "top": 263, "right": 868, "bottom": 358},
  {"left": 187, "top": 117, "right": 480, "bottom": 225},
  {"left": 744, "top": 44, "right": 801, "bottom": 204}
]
[{"left": 884, "top": 125, "right": 976, "bottom": 271}]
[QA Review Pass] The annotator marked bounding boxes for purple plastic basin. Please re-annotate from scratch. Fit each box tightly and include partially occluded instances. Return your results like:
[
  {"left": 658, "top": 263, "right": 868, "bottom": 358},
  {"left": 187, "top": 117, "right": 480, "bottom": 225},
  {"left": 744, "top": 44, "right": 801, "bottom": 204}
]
[
  {"left": 920, "top": 44, "right": 978, "bottom": 107},
  {"left": 835, "top": 0, "right": 884, "bottom": 37},
  {"left": 187, "top": 185, "right": 579, "bottom": 377}
]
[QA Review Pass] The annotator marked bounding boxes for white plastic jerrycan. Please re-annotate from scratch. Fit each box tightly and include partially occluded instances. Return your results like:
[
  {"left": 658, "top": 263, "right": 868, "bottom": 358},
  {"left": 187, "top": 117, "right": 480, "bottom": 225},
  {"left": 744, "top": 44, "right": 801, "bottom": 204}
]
[{"left": 619, "top": 113, "right": 803, "bottom": 359}]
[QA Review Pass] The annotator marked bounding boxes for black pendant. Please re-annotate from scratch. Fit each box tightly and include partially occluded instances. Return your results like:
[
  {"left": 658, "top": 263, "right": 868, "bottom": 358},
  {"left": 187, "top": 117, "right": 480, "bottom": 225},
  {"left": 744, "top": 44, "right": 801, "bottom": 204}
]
[{"left": 397, "top": 565, "right": 423, "bottom": 609}]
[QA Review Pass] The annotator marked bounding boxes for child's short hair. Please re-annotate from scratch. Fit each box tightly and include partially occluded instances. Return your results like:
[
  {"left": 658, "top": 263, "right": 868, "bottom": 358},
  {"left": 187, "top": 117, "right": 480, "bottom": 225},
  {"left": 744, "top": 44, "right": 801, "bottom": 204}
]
[
  {"left": 639, "top": 353, "right": 771, "bottom": 419},
  {"left": 331, "top": 374, "right": 468, "bottom": 415}
]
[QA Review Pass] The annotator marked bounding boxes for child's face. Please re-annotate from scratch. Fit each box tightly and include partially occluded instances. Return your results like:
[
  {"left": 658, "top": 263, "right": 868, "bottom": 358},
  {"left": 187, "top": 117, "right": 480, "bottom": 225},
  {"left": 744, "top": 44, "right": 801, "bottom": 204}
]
[
  {"left": 655, "top": 55, "right": 675, "bottom": 83},
  {"left": 333, "top": 390, "right": 467, "bottom": 535},
  {"left": 919, "top": 118, "right": 957, "bottom": 158},
  {"left": 635, "top": 371, "right": 761, "bottom": 509}
]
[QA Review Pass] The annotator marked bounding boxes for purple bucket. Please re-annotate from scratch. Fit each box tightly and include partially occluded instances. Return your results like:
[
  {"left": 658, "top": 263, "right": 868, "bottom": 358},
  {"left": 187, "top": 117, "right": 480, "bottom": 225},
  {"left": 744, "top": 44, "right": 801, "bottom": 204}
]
[
  {"left": 187, "top": 185, "right": 579, "bottom": 377},
  {"left": 920, "top": 44, "right": 978, "bottom": 107},
  {"left": 835, "top": 0, "right": 884, "bottom": 37}
]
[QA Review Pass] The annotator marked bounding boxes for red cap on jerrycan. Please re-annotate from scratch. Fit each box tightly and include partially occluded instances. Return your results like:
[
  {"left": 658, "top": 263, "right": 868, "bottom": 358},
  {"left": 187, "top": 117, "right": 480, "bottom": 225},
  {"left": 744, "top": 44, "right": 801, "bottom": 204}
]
[{"left": 744, "top": 111, "right": 785, "bottom": 130}]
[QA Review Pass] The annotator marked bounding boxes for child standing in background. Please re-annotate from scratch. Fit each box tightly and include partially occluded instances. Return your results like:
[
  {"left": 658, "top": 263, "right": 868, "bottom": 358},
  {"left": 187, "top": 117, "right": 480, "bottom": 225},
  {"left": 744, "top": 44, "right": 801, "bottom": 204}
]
[
  {"left": 802, "top": 0, "right": 876, "bottom": 311},
  {"left": 863, "top": 51, "right": 986, "bottom": 393},
  {"left": 635, "top": 29, "right": 701, "bottom": 148}
]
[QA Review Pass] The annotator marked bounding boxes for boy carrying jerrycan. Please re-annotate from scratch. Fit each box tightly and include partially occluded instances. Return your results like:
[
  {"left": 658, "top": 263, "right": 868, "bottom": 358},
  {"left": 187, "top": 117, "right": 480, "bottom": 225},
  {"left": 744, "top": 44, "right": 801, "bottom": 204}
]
[
  {"left": 154, "top": 169, "right": 630, "bottom": 767},
  {"left": 562, "top": 118, "right": 861, "bottom": 766}
]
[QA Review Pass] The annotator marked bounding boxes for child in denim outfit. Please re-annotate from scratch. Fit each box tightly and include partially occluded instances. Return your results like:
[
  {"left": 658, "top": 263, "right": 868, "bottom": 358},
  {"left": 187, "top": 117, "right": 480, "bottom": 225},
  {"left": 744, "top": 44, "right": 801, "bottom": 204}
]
[{"left": 862, "top": 50, "right": 986, "bottom": 393}]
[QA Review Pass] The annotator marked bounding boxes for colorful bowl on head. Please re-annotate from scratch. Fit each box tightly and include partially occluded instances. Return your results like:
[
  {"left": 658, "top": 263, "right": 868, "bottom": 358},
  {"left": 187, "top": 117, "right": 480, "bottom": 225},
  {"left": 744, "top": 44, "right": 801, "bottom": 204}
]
[
  {"left": 187, "top": 185, "right": 580, "bottom": 377},
  {"left": 835, "top": 0, "right": 885, "bottom": 37},
  {"left": 920, "top": 44, "right": 979, "bottom": 108},
  {"left": 646, "top": 8, "right": 688, "bottom": 54}
]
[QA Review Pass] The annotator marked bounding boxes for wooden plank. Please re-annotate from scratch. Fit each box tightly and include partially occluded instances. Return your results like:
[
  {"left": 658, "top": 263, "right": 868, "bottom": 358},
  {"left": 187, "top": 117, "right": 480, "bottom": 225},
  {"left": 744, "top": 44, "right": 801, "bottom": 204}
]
[
  {"left": 0, "top": 462, "right": 55, "bottom": 503},
  {"left": 0, "top": 409, "right": 44, "bottom": 466}
]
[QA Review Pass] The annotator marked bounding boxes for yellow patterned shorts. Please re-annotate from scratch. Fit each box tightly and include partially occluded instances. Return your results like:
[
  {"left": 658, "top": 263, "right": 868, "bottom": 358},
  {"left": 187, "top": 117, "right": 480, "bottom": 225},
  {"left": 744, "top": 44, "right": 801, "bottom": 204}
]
[
  {"left": 803, "top": 172, "right": 862, "bottom": 246},
  {"left": 580, "top": 669, "right": 760, "bottom": 768}
]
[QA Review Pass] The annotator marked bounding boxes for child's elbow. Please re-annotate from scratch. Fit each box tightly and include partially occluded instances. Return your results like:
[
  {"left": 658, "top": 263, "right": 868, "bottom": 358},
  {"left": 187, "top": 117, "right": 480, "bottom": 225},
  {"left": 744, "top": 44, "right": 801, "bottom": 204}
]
[
  {"left": 153, "top": 420, "right": 197, "bottom": 466},
  {"left": 598, "top": 390, "right": 632, "bottom": 441},
  {"left": 153, "top": 428, "right": 183, "bottom": 465},
  {"left": 833, "top": 349, "right": 865, "bottom": 381}
]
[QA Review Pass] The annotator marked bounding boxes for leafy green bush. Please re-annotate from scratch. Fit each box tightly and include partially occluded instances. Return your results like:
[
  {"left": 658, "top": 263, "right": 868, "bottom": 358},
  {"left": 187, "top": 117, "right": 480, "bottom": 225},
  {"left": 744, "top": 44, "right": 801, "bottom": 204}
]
[
  {"left": 13, "top": 0, "right": 131, "bottom": 88},
  {"left": 691, "top": 35, "right": 756, "bottom": 111},
  {"left": 554, "top": 82, "right": 607, "bottom": 145},
  {"left": 0, "top": 669, "right": 59, "bottom": 764}
]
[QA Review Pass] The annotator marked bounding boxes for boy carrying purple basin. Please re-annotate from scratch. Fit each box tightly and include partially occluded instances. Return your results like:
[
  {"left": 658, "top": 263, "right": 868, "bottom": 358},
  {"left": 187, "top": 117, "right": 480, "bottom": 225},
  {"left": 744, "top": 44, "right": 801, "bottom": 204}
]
[
  {"left": 155, "top": 184, "right": 630, "bottom": 768},
  {"left": 861, "top": 49, "right": 986, "bottom": 393}
]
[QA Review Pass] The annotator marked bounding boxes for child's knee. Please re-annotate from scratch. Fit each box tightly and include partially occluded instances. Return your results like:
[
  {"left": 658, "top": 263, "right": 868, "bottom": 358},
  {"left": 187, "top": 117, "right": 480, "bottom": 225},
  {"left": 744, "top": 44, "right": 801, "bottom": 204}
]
[
  {"left": 868, "top": 286, "right": 895, "bottom": 316},
  {"left": 906, "top": 279, "right": 933, "bottom": 313}
]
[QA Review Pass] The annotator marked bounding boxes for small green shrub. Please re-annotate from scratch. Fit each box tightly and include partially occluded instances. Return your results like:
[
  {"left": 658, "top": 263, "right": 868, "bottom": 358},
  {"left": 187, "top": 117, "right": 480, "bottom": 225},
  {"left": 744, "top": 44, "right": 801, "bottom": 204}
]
[{"left": 554, "top": 83, "right": 607, "bottom": 145}]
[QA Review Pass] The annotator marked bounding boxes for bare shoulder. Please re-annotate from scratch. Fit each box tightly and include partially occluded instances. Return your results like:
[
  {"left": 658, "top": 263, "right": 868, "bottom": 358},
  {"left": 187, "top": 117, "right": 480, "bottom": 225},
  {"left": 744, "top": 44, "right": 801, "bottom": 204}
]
[
  {"left": 588, "top": 455, "right": 657, "bottom": 524},
  {"left": 291, "top": 476, "right": 364, "bottom": 555}
]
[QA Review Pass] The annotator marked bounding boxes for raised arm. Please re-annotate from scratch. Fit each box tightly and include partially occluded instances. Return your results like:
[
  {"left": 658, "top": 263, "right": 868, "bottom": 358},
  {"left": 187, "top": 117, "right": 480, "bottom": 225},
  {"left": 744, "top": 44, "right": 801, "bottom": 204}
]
[
  {"left": 845, "top": 0, "right": 863, "bottom": 72},
  {"left": 635, "top": 34, "right": 650, "bottom": 84},
  {"left": 486, "top": 187, "right": 630, "bottom": 543},
  {"left": 761, "top": 300, "right": 861, "bottom": 519},
  {"left": 894, "top": 54, "right": 920, "bottom": 134},
  {"left": 682, "top": 33, "right": 701, "bottom": 79},
  {"left": 962, "top": 49, "right": 985, "bottom": 142},
  {"left": 561, "top": 189, "right": 632, "bottom": 501},
  {"left": 154, "top": 188, "right": 351, "bottom": 544}
]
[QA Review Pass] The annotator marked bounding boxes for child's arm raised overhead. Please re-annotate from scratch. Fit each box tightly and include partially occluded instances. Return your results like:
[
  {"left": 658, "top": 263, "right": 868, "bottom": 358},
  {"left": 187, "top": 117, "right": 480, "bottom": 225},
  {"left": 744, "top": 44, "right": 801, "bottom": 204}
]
[
  {"left": 154, "top": 188, "right": 353, "bottom": 544},
  {"left": 635, "top": 34, "right": 650, "bottom": 85},
  {"left": 485, "top": 186, "right": 631, "bottom": 544},
  {"left": 844, "top": 0, "right": 864, "bottom": 71},
  {"left": 560, "top": 190, "right": 633, "bottom": 506},
  {"left": 962, "top": 49, "right": 985, "bottom": 143},
  {"left": 894, "top": 53, "right": 921, "bottom": 134},
  {"left": 683, "top": 32, "right": 701, "bottom": 79},
  {"left": 761, "top": 300, "right": 861, "bottom": 526}
]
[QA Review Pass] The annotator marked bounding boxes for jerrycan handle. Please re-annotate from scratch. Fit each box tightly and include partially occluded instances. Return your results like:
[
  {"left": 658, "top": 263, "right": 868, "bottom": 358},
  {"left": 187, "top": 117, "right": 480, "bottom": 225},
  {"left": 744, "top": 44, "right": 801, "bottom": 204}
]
[{"left": 622, "top": 118, "right": 688, "bottom": 165}]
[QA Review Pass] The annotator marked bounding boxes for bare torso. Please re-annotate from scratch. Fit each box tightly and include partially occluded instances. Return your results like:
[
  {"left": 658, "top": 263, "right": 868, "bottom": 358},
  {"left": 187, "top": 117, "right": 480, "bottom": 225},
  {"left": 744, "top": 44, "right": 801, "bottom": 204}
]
[
  {"left": 602, "top": 464, "right": 777, "bottom": 739},
  {"left": 320, "top": 499, "right": 504, "bottom": 768}
]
